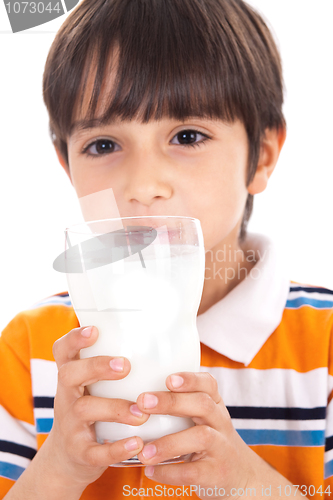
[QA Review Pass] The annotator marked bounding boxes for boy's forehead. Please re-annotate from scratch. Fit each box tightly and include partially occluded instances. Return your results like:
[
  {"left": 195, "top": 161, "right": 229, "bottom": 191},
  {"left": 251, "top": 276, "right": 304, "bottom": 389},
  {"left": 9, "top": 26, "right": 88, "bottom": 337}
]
[
  {"left": 70, "top": 43, "right": 237, "bottom": 140},
  {"left": 70, "top": 45, "right": 203, "bottom": 137}
]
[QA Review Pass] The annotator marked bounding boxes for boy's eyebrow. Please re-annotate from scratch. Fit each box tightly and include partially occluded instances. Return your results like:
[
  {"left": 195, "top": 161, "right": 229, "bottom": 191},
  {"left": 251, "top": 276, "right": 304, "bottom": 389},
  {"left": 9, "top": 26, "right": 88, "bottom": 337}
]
[{"left": 70, "top": 117, "right": 107, "bottom": 137}]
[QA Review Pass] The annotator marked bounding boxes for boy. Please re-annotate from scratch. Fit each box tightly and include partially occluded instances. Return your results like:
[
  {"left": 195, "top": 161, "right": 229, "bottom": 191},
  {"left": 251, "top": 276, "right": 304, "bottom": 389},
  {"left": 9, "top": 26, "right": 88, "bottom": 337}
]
[{"left": 1, "top": 0, "right": 332, "bottom": 499}]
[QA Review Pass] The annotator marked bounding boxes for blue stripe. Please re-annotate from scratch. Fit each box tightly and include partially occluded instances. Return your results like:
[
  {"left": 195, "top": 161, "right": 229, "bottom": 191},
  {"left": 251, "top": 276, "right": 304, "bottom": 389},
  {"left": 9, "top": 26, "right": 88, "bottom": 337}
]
[
  {"left": 31, "top": 298, "right": 72, "bottom": 309},
  {"left": 36, "top": 418, "right": 53, "bottom": 433},
  {"left": 0, "top": 461, "right": 25, "bottom": 481},
  {"left": 325, "top": 459, "right": 333, "bottom": 479},
  {"left": 286, "top": 297, "right": 333, "bottom": 309},
  {"left": 237, "top": 429, "right": 325, "bottom": 446}
]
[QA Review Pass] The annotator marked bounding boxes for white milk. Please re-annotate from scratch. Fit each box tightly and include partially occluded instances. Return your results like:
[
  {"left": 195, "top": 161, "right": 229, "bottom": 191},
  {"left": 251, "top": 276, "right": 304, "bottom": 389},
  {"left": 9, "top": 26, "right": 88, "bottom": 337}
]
[{"left": 67, "top": 243, "right": 204, "bottom": 444}]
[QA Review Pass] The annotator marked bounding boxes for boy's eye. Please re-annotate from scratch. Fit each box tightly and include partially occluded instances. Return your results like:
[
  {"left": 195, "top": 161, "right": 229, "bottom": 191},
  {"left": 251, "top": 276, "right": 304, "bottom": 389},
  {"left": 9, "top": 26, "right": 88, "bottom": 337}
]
[
  {"left": 81, "top": 129, "right": 210, "bottom": 158},
  {"left": 171, "top": 130, "right": 210, "bottom": 147},
  {"left": 82, "top": 139, "right": 119, "bottom": 156}
]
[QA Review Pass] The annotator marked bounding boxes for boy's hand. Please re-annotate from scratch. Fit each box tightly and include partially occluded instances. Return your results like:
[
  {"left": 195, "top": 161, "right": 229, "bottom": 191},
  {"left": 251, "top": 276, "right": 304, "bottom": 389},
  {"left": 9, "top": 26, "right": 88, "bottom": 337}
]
[
  {"left": 42, "top": 326, "right": 148, "bottom": 491},
  {"left": 135, "top": 372, "right": 256, "bottom": 499}
]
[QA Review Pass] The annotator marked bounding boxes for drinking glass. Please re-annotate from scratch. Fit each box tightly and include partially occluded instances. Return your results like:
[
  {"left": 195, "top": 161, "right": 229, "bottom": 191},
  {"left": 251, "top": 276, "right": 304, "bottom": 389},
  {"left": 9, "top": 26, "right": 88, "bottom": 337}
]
[{"left": 55, "top": 216, "right": 205, "bottom": 466}]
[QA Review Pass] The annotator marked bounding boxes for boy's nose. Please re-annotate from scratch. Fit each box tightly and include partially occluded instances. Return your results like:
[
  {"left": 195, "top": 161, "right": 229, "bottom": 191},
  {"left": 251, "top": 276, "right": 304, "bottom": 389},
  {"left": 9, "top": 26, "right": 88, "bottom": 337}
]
[{"left": 122, "top": 157, "right": 173, "bottom": 208}]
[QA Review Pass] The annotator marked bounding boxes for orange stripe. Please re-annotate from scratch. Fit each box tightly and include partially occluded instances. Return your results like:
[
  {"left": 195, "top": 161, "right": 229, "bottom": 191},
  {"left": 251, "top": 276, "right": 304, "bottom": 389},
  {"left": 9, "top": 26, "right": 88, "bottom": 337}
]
[
  {"left": 0, "top": 334, "right": 35, "bottom": 426},
  {"left": 0, "top": 477, "right": 15, "bottom": 497},
  {"left": 25, "top": 305, "right": 79, "bottom": 361}
]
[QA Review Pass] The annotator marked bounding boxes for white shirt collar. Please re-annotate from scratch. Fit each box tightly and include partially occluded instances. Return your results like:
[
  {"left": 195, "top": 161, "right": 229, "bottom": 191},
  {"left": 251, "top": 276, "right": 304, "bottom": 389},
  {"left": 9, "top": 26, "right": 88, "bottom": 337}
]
[{"left": 196, "top": 233, "right": 290, "bottom": 366}]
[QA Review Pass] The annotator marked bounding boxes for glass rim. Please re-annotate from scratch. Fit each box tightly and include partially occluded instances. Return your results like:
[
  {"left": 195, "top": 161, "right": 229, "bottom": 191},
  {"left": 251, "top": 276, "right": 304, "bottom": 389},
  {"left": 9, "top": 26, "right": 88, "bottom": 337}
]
[{"left": 65, "top": 215, "right": 200, "bottom": 234}]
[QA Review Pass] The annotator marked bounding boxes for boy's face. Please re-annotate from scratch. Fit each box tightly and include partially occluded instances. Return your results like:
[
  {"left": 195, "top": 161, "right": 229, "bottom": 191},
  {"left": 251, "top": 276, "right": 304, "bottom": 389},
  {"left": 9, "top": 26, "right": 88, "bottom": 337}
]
[{"left": 65, "top": 116, "right": 250, "bottom": 252}]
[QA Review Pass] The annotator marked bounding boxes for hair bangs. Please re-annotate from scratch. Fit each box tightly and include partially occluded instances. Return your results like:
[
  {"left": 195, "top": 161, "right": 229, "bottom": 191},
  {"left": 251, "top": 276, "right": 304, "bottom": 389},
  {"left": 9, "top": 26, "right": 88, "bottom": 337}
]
[{"left": 72, "top": 2, "right": 243, "bottom": 133}]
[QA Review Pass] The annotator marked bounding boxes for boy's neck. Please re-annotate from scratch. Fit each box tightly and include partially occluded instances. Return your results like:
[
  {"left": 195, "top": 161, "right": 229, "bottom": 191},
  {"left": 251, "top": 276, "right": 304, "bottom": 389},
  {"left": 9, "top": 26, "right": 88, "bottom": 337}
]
[{"left": 197, "top": 232, "right": 257, "bottom": 316}]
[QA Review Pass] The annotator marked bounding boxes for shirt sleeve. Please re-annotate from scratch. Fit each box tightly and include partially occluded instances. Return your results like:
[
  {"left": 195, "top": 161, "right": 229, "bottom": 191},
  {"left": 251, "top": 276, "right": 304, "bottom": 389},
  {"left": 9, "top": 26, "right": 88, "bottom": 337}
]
[
  {"left": 324, "top": 320, "right": 333, "bottom": 499},
  {"left": 0, "top": 313, "right": 37, "bottom": 498}
]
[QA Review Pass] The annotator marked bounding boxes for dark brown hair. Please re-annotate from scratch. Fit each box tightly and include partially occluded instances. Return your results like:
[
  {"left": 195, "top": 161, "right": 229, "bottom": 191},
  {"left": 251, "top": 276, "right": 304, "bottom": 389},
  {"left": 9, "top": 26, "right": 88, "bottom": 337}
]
[{"left": 43, "top": 0, "right": 286, "bottom": 242}]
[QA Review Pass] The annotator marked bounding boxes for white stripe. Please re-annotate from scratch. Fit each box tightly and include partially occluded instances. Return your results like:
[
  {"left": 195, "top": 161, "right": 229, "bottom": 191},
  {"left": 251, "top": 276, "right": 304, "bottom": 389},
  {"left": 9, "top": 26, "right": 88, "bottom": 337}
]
[
  {"left": 0, "top": 406, "right": 37, "bottom": 450},
  {"left": 21, "top": 421, "right": 36, "bottom": 438},
  {"left": 329, "top": 374, "right": 333, "bottom": 398},
  {"left": 0, "top": 451, "right": 31, "bottom": 469},
  {"left": 288, "top": 290, "right": 333, "bottom": 303},
  {"left": 326, "top": 398, "right": 333, "bottom": 437},
  {"left": 34, "top": 408, "right": 54, "bottom": 420},
  {"left": 32, "top": 294, "right": 70, "bottom": 303},
  {"left": 233, "top": 418, "right": 325, "bottom": 431},
  {"left": 29, "top": 295, "right": 72, "bottom": 310},
  {"left": 325, "top": 449, "right": 333, "bottom": 464},
  {"left": 199, "top": 366, "right": 327, "bottom": 408},
  {"left": 31, "top": 359, "right": 58, "bottom": 397}
]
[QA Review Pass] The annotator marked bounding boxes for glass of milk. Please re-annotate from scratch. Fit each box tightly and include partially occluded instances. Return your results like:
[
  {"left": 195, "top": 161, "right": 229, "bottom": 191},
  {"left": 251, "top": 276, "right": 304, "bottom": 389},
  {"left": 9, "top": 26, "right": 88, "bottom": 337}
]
[{"left": 62, "top": 216, "right": 205, "bottom": 466}]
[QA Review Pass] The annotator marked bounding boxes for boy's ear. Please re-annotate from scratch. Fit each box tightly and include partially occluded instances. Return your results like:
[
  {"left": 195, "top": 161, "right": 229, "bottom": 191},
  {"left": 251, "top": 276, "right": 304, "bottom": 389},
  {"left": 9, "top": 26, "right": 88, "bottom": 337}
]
[
  {"left": 247, "top": 126, "right": 286, "bottom": 195},
  {"left": 54, "top": 146, "right": 72, "bottom": 184}
]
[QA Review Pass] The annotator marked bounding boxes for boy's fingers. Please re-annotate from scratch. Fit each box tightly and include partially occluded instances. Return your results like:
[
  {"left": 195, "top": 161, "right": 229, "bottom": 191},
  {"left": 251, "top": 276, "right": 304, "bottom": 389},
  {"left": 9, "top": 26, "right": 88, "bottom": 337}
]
[
  {"left": 82, "top": 437, "right": 144, "bottom": 468},
  {"left": 57, "top": 356, "right": 130, "bottom": 388},
  {"left": 166, "top": 372, "right": 221, "bottom": 404},
  {"left": 137, "top": 424, "right": 220, "bottom": 466},
  {"left": 136, "top": 391, "right": 227, "bottom": 429},
  {"left": 142, "top": 460, "right": 212, "bottom": 488},
  {"left": 71, "top": 395, "right": 149, "bottom": 426},
  {"left": 53, "top": 326, "right": 99, "bottom": 367}
]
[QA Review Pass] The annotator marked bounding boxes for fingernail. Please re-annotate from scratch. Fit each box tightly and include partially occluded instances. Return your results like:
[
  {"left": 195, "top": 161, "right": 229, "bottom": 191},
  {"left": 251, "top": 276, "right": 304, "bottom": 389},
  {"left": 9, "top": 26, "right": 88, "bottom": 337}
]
[
  {"left": 170, "top": 375, "right": 184, "bottom": 388},
  {"left": 130, "top": 404, "right": 143, "bottom": 417},
  {"left": 124, "top": 438, "right": 139, "bottom": 451},
  {"left": 110, "top": 357, "right": 124, "bottom": 372},
  {"left": 142, "top": 444, "right": 156, "bottom": 460},
  {"left": 145, "top": 466, "right": 154, "bottom": 477},
  {"left": 81, "top": 327, "right": 92, "bottom": 338},
  {"left": 143, "top": 394, "right": 158, "bottom": 409}
]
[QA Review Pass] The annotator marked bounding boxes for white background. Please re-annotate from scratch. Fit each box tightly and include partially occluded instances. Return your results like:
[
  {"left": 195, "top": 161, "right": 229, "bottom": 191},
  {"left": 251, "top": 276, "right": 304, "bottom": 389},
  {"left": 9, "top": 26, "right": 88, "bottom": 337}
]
[{"left": 0, "top": 1, "right": 332, "bottom": 332}]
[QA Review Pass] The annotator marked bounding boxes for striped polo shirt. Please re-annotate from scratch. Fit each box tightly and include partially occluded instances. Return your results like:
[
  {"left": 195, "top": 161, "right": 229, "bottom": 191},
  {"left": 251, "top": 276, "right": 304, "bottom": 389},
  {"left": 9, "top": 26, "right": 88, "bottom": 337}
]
[{"left": 0, "top": 232, "right": 332, "bottom": 499}]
